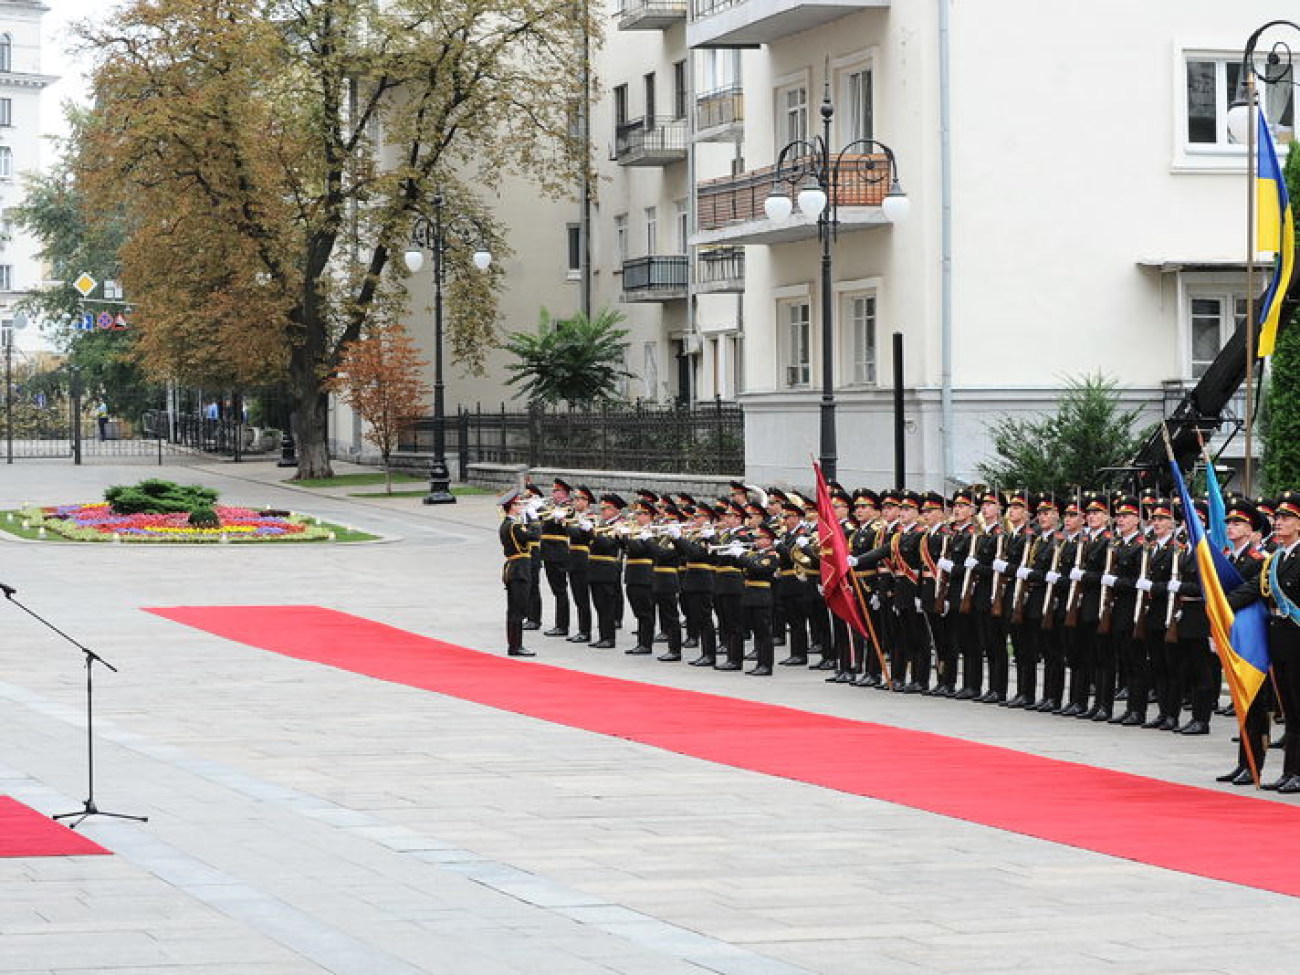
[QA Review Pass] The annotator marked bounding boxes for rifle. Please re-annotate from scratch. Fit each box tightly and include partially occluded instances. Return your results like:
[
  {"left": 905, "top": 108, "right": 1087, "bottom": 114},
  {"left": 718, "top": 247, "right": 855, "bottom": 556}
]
[
  {"left": 1063, "top": 535, "right": 1085, "bottom": 628},
  {"left": 932, "top": 533, "right": 952, "bottom": 613},
  {"left": 1011, "top": 530, "right": 1036, "bottom": 626},
  {"left": 990, "top": 532, "right": 1009, "bottom": 618},
  {"left": 1165, "top": 542, "right": 1183, "bottom": 643},
  {"left": 1039, "top": 534, "right": 1064, "bottom": 630},
  {"left": 1096, "top": 543, "right": 1117, "bottom": 635},
  {"left": 1132, "top": 543, "right": 1151, "bottom": 640},
  {"left": 958, "top": 529, "right": 979, "bottom": 614}
]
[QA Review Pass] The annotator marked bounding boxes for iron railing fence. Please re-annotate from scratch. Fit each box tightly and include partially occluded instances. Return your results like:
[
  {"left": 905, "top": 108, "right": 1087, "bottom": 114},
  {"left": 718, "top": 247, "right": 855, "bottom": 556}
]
[{"left": 400, "top": 400, "right": 745, "bottom": 478}]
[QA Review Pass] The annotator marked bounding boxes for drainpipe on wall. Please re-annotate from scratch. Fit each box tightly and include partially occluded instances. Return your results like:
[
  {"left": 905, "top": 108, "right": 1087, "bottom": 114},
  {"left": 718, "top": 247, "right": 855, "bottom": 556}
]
[{"left": 938, "top": 0, "right": 954, "bottom": 486}]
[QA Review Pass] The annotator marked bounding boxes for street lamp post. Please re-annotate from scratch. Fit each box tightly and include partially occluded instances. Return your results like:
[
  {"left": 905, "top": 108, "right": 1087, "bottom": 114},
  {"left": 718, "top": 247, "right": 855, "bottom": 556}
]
[
  {"left": 763, "top": 78, "right": 909, "bottom": 485},
  {"left": 403, "top": 194, "right": 491, "bottom": 505}
]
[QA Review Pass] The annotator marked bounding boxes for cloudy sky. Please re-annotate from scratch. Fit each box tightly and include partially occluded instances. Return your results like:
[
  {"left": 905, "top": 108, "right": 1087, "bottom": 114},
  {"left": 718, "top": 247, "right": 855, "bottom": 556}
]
[{"left": 40, "top": 0, "right": 119, "bottom": 163}]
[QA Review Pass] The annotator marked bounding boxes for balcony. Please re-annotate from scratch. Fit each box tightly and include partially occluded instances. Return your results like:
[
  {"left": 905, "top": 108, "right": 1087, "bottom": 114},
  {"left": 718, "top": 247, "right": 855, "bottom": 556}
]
[
  {"left": 694, "top": 84, "right": 744, "bottom": 141},
  {"left": 694, "top": 246, "right": 745, "bottom": 293},
  {"left": 688, "top": 0, "right": 889, "bottom": 49},
  {"left": 617, "top": 0, "right": 687, "bottom": 30},
  {"left": 621, "top": 255, "right": 689, "bottom": 302},
  {"left": 613, "top": 117, "right": 688, "bottom": 166},
  {"left": 694, "top": 154, "right": 894, "bottom": 245}
]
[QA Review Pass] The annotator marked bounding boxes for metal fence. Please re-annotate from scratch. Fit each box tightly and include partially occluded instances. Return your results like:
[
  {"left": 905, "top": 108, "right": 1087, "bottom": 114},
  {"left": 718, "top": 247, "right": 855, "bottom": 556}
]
[{"left": 400, "top": 400, "right": 745, "bottom": 477}]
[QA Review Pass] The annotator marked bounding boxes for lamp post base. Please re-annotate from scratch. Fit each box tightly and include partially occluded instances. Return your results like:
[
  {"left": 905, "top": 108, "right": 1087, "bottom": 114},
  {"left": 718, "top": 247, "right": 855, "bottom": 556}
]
[{"left": 423, "top": 458, "right": 457, "bottom": 505}]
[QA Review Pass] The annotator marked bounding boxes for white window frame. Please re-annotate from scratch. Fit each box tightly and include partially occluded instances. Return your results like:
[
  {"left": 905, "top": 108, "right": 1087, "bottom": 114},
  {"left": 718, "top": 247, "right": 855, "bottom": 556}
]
[
  {"left": 644, "top": 206, "right": 658, "bottom": 255},
  {"left": 674, "top": 200, "right": 688, "bottom": 254},
  {"left": 833, "top": 51, "right": 876, "bottom": 147},
  {"left": 0, "top": 147, "right": 12, "bottom": 180},
  {"left": 642, "top": 341, "right": 660, "bottom": 400},
  {"left": 0, "top": 264, "right": 12, "bottom": 291},
  {"left": 0, "top": 99, "right": 12, "bottom": 128},
  {"left": 0, "top": 35, "right": 10, "bottom": 74},
  {"left": 776, "top": 290, "right": 812, "bottom": 389},
  {"left": 774, "top": 70, "right": 811, "bottom": 153},
  {"left": 1181, "top": 276, "right": 1248, "bottom": 380},
  {"left": 835, "top": 276, "right": 882, "bottom": 387},
  {"left": 614, "top": 213, "right": 628, "bottom": 266},
  {"left": 565, "top": 223, "right": 581, "bottom": 280}
]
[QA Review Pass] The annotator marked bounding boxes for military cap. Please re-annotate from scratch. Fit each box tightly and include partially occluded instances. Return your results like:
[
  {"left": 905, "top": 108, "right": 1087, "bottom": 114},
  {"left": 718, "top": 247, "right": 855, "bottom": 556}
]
[
  {"left": 1148, "top": 497, "right": 1175, "bottom": 519},
  {"left": 1036, "top": 495, "right": 1063, "bottom": 515},
  {"left": 951, "top": 487, "right": 975, "bottom": 507},
  {"left": 677, "top": 492, "right": 698, "bottom": 507},
  {"left": 600, "top": 492, "right": 627, "bottom": 509},
  {"left": 694, "top": 503, "right": 719, "bottom": 521},
  {"left": 880, "top": 489, "right": 902, "bottom": 507},
  {"left": 743, "top": 502, "right": 765, "bottom": 518},
  {"left": 631, "top": 500, "right": 657, "bottom": 516},
  {"left": 754, "top": 522, "right": 778, "bottom": 539},
  {"left": 1113, "top": 495, "right": 1141, "bottom": 517},
  {"left": 921, "top": 491, "right": 946, "bottom": 512},
  {"left": 980, "top": 487, "right": 1006, "bottom": 507},
  {"left": 1256, "top": 496, "right": 1277, "bottom": 518},
  {"left": 853, "top": 489, "right": 880, "bottom": 507},
  {"left": 1275, "top": 491, "right": 1300, "bottom": 519},
  {"left": 1226, "top": 498, "right": 1264, "bottom": 532},
  {"left": 781, "top": 501, "right": 804, "bottom": 517},
  {"left": 767, "top": 487, "right": 789, "bottom": 503},
  {"left": 729, "top": 480, "right": 750, "bottom": 494},
  {"left": 523, "top": 482, "right": 544, "bottom": 497},
  {"left": 1007, "top": 488, "right": 1029, "bottom": 508},
  {"left": 636, "top": 487, "right": 659, "bottom": 502},
  {"left": 574, "top": 484, "right": 596, "bottom": 504},
  {"left": 1085, "top": 492, "right": 1110, "bottom": 514},
  {"left": 553, "top": 477, "right": 571, "bottom": 492},
  {"left": 899, "top": 490, "right": 920, "bottom": 509},
  {"left": 498, "top": 488, "right": 523, "bottom": 510}
]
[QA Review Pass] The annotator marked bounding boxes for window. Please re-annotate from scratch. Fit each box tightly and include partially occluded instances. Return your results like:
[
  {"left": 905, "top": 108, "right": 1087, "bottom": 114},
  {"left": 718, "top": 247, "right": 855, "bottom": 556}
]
[
  {"left": 0, "top": 147, "right": 12, "bottom": 179},
  {"left": 0, "top": 265, "right": 12, "bottom": 291},
  {"left": 701, "top": 49, "right": 740, "bottom": 92},
  {"left": 780, "top": 84, "right": 808, "bottom": 146},
  {"left": 644, "top": 72, "right": 656, "bottom": 123},
  {"left": 1188, "top": 291, "right": 1246, "bottom": 378},
  {"left": 0, "top": 35, "right": 10, "bottom": 74},
  {"left": 843, "top": 68, "right": 872, "bottom": 144},
  {"left": 644, "top": 206, "right": 657, "bottom": 255},
  {"left": 614, "top": 214, "right": 628, "bottom": 264},
  {"left": 844, "top": 292, "right": 877, "bottom": 385},
  {"left": 673, "top": 61, "right": 688, "bottom": 121},
  {"left": 1184, "top": 55, "right": 1293, "bottom": 148},
  {"left": 675, "top": 200, "right": 688, "bottom": 253},
  {"left": 0, "top": 99, "right": 12, "bottom": 128},
  {"left": 781, "top": 300, "right": 811, "bottom": 387},
  {"left": 643, "top": 342, "right": 660, "bottom": 400},
  {"left": 566, "top": 223, "right": 581, "bottom": 278},
  {"left": 614, "top": 84, "right": 629, "bottom": 128}
]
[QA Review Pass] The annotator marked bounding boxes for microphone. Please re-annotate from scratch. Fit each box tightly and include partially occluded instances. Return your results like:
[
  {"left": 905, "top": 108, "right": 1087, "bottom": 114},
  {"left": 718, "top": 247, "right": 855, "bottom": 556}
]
[{"left": 0, "top": 582, "right": 14, "bottom": 598}]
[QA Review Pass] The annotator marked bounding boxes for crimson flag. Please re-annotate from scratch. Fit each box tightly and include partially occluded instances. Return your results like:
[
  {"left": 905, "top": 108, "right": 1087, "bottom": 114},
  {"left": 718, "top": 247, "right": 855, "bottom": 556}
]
[{"left": 814, "top": 462, "right": 869, "bottom": 639}]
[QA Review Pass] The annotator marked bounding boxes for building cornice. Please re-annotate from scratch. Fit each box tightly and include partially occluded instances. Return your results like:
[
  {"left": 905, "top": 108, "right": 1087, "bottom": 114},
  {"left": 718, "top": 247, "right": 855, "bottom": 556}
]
[{"left": 0, "top": 71, "right": 56, "bottom": 90}]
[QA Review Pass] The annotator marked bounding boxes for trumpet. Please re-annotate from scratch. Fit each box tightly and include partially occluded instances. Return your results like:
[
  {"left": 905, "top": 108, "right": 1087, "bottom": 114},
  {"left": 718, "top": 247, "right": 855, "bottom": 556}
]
[
  {"left": 707, "top": 541, "right": 755, "bottom": 554},
  {"left": 535, "top": 502, "right": 575, "bottom": 524}
]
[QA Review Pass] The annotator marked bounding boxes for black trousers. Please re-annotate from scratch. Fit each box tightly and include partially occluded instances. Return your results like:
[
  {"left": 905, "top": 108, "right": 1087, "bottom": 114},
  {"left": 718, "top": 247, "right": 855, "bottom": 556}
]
[
  {"left": 505, "top": 576, "right": 530, "bottom": 651},
  {"left": 653, "top": 591, "right": 682, "bottom": 653},
  {"left": 681, "top": 590, "right": 716, "bottom": 659},
  {"left": 569, "top": 568, "right": 591, "bottom": 635},
  {"left": 544, "top": 561, "right": 570, "bottom": 631},
  {"left": 779, "top": 589, "right": 809, "bottom": 659},
  {"left": 715, "top": 592, "right": 744, "bottom": 665},
  {"left": 744, "top": 602, "right": 774, "bottom": 669},
  {"left": 954, "top": 612, "right": 982, "bottom": 693},
  {"left": 1065, "top": 621, "right": 1095, "bottom": 708},
  {"left": 590, "top": 579, "right": 619, "bottom": 642},
  {"left": 1037, "top": 621, "right": 1065, "bottom": 705},
  {"left": 627, "top": 584, "right": 655, "bottom": 650},
  {"left": 979, "top": 612, "right": 1008, "bottom": 697},
  {"left": 1010, "top": 621, "right": 1038, "bottom": 703}
]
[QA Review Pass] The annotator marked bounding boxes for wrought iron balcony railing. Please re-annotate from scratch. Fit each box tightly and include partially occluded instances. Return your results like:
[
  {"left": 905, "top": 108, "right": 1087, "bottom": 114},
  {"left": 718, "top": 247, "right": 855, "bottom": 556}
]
[
  {"left": 621, "top": 255, "right": 689, "bottom": 301},
  {"left": 613, "top": 116, "right": 689, "bottom": 166}
]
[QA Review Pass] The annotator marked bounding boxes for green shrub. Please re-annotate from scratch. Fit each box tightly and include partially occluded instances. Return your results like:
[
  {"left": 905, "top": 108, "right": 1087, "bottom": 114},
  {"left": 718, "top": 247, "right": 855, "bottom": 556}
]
[
  {"left": 105, "top": 478, "right": 219, "bottom": 515},
  {"left": 186, "top": 506, "right": 221, "bottom": 528}
]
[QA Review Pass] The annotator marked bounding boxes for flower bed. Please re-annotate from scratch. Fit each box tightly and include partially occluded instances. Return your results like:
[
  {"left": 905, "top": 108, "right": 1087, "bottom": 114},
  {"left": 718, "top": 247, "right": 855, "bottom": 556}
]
[{"left": 23, "top": 502, "right": 332, "bottom": 543}]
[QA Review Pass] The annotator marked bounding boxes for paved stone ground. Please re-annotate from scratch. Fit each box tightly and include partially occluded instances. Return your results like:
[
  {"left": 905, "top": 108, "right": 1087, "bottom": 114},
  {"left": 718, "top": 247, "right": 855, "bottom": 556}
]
[{"left": 2, "top": 458, "right": 1299, "bottom": 974}]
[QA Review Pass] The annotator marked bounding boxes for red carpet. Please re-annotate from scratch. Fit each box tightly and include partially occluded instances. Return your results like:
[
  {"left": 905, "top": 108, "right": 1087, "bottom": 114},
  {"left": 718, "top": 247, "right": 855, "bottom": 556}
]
[
  {"left": 0, "top": 798, "right": 111, "bottom": 857},
  {"left": 150, "top": 604, "right": 1300, "bottom": 898}
]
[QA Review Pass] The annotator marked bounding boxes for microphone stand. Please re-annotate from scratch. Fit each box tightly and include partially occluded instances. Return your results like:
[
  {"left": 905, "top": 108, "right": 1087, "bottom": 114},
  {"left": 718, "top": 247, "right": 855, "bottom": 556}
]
[{"left": 1, "top": 583, "right": 147, "bottom": 829}]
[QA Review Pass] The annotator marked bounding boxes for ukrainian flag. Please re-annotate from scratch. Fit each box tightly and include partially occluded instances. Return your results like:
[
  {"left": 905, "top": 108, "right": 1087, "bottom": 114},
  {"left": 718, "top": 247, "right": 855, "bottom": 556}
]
[
  {"left": 1170, "top": 461, "right": 1270, "bottom": 717},
  {"left": 1256, "top": 110, "right": 1295, "bottom": 358}
]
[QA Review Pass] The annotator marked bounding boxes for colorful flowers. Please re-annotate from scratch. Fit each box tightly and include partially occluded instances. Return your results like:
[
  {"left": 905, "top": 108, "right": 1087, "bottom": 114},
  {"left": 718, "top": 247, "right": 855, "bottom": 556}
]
[{"left": 29, "top": 502, "right": 330, "bottom": 543}]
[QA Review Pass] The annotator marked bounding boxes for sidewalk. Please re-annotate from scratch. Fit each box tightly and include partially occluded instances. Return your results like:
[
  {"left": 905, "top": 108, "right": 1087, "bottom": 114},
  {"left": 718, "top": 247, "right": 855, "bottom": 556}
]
[{"left": 1, "top": 458, "right": 1297, "bottom": 974}]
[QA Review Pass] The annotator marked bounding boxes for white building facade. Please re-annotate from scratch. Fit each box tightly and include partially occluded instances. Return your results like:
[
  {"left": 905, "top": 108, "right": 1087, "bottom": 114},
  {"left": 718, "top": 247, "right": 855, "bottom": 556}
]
[{"left": 0, "top": 0, "right": 53, "bottom": 355}]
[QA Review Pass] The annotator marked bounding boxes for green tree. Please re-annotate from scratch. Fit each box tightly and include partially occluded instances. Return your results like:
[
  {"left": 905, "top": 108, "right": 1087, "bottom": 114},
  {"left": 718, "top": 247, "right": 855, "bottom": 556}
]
[
  {"left": 503, "top": 308, "right": 632, "bottom": 407},
  {"left": 74, "top": 0, "right": 593, "bottom": 478},
  {"left": 1262, "top": 141, "right": 1300, "bottom": 492},
  {"left": 976, "top": 374, "right": 1149, "bottom": 495}
]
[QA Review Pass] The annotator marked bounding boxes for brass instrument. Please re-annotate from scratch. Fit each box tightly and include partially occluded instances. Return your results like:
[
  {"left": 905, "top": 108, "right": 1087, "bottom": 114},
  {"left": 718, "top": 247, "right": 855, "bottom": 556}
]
[
  {"left": 1132, "top": 543, "right": 1151, "bottom": 639},
  {"left": 1095, "top": 543, "right": 1117, "bottom": 635}
]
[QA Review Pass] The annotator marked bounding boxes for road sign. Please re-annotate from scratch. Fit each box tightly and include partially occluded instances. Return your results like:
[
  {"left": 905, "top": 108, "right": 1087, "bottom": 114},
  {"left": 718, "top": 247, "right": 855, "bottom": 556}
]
[{"left": 72, "top": 273, "right": 98, "bottom": 297}]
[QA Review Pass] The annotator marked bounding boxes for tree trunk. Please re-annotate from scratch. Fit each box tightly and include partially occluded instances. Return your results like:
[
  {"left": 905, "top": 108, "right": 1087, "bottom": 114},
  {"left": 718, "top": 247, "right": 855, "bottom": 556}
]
[{"left": 288, "top": 342, "right": 333, "bottom": 480}]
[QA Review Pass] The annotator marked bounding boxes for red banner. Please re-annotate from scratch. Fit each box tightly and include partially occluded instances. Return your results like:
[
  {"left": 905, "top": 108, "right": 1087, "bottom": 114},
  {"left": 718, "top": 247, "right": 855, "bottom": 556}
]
[{"left": 814, "top": 462, "right": 869, "bottom": 639}]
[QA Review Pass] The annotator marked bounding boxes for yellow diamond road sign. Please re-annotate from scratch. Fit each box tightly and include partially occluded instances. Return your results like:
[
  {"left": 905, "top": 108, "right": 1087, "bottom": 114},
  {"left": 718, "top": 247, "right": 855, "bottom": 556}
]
[{"left": 73, "top": 273, "right": 97, "bottom": 297}]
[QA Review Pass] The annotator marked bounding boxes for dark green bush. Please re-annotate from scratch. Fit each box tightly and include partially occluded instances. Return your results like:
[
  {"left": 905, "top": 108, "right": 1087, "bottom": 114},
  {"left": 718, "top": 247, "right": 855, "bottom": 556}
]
[
  {"left": 186, "top": 505, "right": 221, "bottom": 528},
  {"left": 105, "top": 478, "right": 219, "bottom": 515}
]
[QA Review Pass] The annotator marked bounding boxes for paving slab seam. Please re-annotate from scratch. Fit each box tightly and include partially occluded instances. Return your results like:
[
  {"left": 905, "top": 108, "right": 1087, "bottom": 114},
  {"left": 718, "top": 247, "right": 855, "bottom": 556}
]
[{"left": 0, "top": 680, "right": 813, "bottom": 975}]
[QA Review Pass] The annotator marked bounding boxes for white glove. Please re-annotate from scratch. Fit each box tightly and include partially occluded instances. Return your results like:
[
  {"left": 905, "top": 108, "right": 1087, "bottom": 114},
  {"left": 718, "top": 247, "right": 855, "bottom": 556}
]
[
  {"left": 964, "top": 557, "right": 978, "bottom": 569},
  {"left": 699, "top": 525, "right": 716, "bottom": 538},
  {"left": 1069, "top": 567, "right": 1085, "bottom": 582},
  {"left": 638, "top": 529, "right": 654, "bottom": 540},
  {"left": 796, "top": 535, "right": 811, "bottom": 548},
  {"left": 1101, "top": 573, "right": 1117, "bottom": 588},
  {"left": 578, "top": 518, "right": 593, "bottom": 531},
  {"left": 727, "top": 543, "right": 744, "bottom": 557},
  {"left": 1015, "top": 566, "right": 1031, "bottom": 581},
  {"left": 1167, "top": 579, "right": 1182, "bottom": 595},
  {"left": 993, "top": 558, "right": 1009, "bottom": 574},
  {"left": 549, "top": 508, "right": 566, "bottom": 522},
  {"left": 526, "top": 496, "right": 544, "bottom": 513},
  {"left": 870, "top": 594, "right": 882, "bottom": 610},
  {"left": 1045, "top": 570, "right": 1061, "bottom": 585},
  {"left": 666, "top": 522, "right": 682, "bottom": 538},
  {"left": 847, "top": 554, "right": 859, "bottom": 567},
  {"left": 937, "top": 558, "right": 954, "bottom": 573},
  {"left": 816, "top": 584, "right": 825, "bottom": 596},
  {"left": 1136, "top": 578, "right": 1153, "bottom": 592},
  {"left": 914, "top": 597, "right": 924, "bottom": 612}
]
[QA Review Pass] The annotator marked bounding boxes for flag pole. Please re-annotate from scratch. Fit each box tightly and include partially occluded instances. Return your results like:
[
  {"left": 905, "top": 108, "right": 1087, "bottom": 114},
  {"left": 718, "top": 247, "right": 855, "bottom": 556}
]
[
  {"left": 848, "top": 566, "right": 891, "bottom": 684},
  {"left": 1162, "top": 423, "right": 1261, "bottom": 786},
  {"left": 1244, "top": 73, "right": 1258, "bottom": 497}
]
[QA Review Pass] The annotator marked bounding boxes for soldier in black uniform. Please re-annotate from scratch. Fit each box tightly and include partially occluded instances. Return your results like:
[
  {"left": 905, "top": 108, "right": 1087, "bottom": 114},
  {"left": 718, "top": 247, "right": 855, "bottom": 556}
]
[
  {"left": 521, "top": 482, "right": 545, "bottom": 629},
  {"left": 1000, "top": 490, "right": 1039, "bottom": 708},
  {"left": 539, "top": 478, "right": 573, "bottom": 637},
  {"left": 622, "top": 501, "right": 659, "bottom": 655},
  {"left": 1021, "top": 496, "right": 1065, "bottom": 710},
  {"left": 675, "top": 504, "right": 719, "bottom": 667},
  {"left": 1066, "top": 493, "right": 1112, "bottom": 720},
  {"left": 969, "top": 488, "right": 1008, "bottom": 703},
  {"left": 651, "top": 506, "right": 685, "bottom": 662},
  {"left": 1053, "top": 497, "right": 1089, "bottom": 715},
  {"left": 775, "top": 501, "right": 812, "bottom": 666},
  {"left": 588, "top": 493, "right": 627, "bottom": 648},
  {"left": 1134, "top": 498, "right": 1181, "bottom": 729},
  {"left": 1102, "top": 496, "right": 1147, "bottom": 726},
  {"left": 849, "top": 489, "right": 885, "bottom": 686},
  {"left": 499, "top": 490, "right": 540, "bottom": 657},
  {"left": 918, "top": 492, "right": 952, "bottom": 695},
  {"left": 566, "top": 485, "right": 596, "bottom": 644},
  {"left": 940, "top": 488, "right": 980, "bottom": 699},
  {"left": 738, "top": 523, "right": 781, "bottom": 675}
]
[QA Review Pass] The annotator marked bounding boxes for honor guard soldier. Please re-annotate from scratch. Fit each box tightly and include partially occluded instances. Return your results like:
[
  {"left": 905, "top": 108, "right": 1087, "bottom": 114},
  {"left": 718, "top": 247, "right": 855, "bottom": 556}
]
[
  {"left": 588, "top": 494, "right": 627, "bottom": 648},
  {"left": 651, "top": 505, "right": 685, "bottom": 661},
  {"left": 1135, "top": 497, "right": 1181, "bottom": 729},
  {"left": 1019, "top": 496, "right": 1065, "bottom": 710},
  {"left": 623, "top": 501, "right": 660, "bottom": 655},
  {"left": 1066, "top": 492, "right": 1113, "bottom": 720},
  {"left": 1102, "top": 496, "right": 1147, "bottom": 726},
  {"left": 849, "top": 489, "right": 884, "bottom": 686},
  {"left": 566, "top": 485, "right": 597, "bottom": 643},
  {"left": 939, "top": 487, "right": 980, "bottom": 699},
  {"left": 918, "top": 492, "right": 953, "bottom": 695},
  {"left": 499, "top": 489, "right": 540, "bottom": 657},
  {"left": 713, "top": 501, "right": 750, "bottom": 670},
  {"left": 969, "top": 488, "right": 1008, "bottom": 703},
  {"left": 521, "top": 482, "right": 545, "bottom": 629},
  {"left": 999, "top": 490, "right": 1038, "bottom": 708},
  {"left": 1054, "top": 495, "right": 1090, "bottom": 716},
  {"left": 799, "top": 497, "right": 834, "bottom": 669},
  {"left": 775, "top": 500, "right": 813, "bottom": 666},
  {"left": 539, "top": 478, "right": 574, "bottom": 637},
  {"left": 1170, "top": 500, "right": 1213, "bottom": 735},
  {"left": 737, "top": 523, "right": 781, "bottom": 675},
  {"left": 889, "top": 490, "right": 931, "bottom": 692},
  {"left": 674, "top": 504, "right": 720, "bottom": 667}
]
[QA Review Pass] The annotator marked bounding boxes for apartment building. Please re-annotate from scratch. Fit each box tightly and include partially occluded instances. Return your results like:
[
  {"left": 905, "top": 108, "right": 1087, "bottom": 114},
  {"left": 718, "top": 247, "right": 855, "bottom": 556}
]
[{"left": 0, "top": 0, "right": 53, "bottom": 355}]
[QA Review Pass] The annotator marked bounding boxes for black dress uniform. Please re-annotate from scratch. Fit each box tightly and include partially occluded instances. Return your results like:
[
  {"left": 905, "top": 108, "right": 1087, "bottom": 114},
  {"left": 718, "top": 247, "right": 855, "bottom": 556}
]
[
  {"left": 740, "top": 531, "right": 781, "bottom": 675},
  {"left": 499, "top": 491, "right": 540, "bottom": 657},
  {"left": 1020, "top": 506, "right": 1065, "bottom": 710},
  {"left": 539, "top": 479, "right": 573, "bottom": 636},
  {"left": 673, "top": 519, "right": 718, "bottom": 667},
  {"left": 1218, "top": 500, "right": 1271, "bottom": 783},
  {"left": 713, "top": 521, "right": 749, "bottom": 671},
  {"left": 566, "top": 487, "right": 596, "bottom": 643},
  {"left": 623, "top": 510, "right": 658, "bottom": 655},
  {"left": 588, "top": 494, "right": 627, "bottom": 648}
]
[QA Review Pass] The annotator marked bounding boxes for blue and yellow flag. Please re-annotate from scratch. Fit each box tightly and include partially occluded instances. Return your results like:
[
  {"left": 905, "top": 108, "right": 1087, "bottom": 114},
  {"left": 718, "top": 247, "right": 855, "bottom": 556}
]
[
  {"left": 1256, "top": 110, "right": 1295, "bottom": 358},
  {"left": 1204, "top": 456, "right": 1230, "bottom": 557},
  {"left": 1170, "top": 461, "right": 1270, "bottom": 717}
]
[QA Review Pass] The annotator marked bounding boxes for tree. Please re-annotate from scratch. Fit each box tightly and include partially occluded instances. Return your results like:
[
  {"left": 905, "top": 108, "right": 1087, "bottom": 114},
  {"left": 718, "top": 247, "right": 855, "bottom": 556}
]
[
  {"left": 502, "top": 308, "right": 632, "bottom": 407},
  {"left": 73, "top": 0, "right": 592, "bottom": 478},
  {"left": 327, "top": 324, "right": 430, "bottom": 493},
  {"left": 976, "top": 374, "right": 1149, "bottom": 495},
  {"left": 1262, "top": 141, "right": 1300, "bottom": 493}
]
